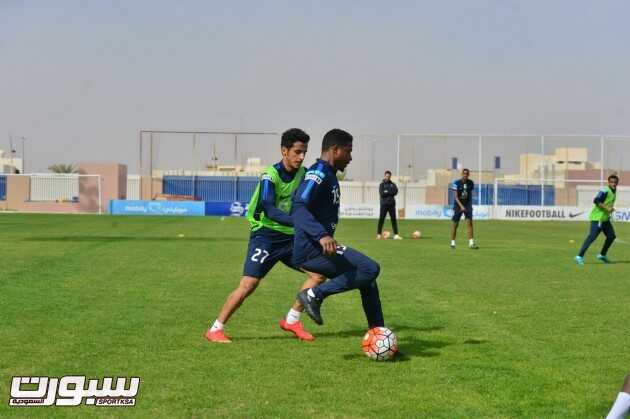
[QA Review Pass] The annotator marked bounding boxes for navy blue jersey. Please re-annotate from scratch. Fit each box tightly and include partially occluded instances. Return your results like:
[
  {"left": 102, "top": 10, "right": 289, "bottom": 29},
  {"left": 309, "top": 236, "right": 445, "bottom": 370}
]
[
  {"left": 291, "top": 159, "right": 341, "bottom": 264},
  {"left": 451, "top": 179, "right": 474, "bottom": 206}
]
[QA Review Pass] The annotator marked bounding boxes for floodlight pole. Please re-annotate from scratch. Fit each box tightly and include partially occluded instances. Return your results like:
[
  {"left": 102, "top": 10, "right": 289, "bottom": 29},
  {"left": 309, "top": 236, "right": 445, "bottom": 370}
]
[
  {"left": 150, "top": 133, "right": 154, "bottom": 198},
  {"left": 20, "top": 137, "right": 26, "bottom": 173},
  {"left": 98, "top": 175, "right": 103, "bottom": 214},
  {"left": 193, "top": 133, "right": 197, "bottom": 174},
  {"left": 540, "top": 135, "right": 545, "bottom": 206},
  {"left": 371, "top": 139, "right": 376, "bottom": 181},
  {"left": 139, "top": 131, "right": 143, "bottom": 175},
  {"left": 396, "top": 134, "right": 401, "bottom": 179},
  {"left": 478, "top": 135, "right": 482, "bottom": 205},
  {"left": 599, "top": 135, "right": 604, "bottom": 184}
]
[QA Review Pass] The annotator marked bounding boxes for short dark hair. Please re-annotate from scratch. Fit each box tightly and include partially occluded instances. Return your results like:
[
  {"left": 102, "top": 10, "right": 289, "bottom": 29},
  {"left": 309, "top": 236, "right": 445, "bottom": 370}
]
[
  {"left": 384, "top": 170, "right": 392, "bottom": 176},
  {"left": 322, "top": 129, "right": 353, "bottom": 152},
  {"left": 281, "top": 128, "right": 310, "bottom": 149},
  {"left": 462, "top": 168, "right": 470, "bottom": 174},
  {"left": 608, "top": 174, "right": 619, "bottom": 182}
]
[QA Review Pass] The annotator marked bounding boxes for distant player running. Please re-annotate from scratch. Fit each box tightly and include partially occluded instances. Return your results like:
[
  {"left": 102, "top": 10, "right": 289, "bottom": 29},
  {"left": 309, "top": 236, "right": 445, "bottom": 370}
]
[
  {"left": 450, "top": 168, "right": 478, "bottom": 249},
  {"left": 206, "top": 128, "right": 325, "bottom": 343},
  {"left": 292, "top": 129, "right": 386, "bottom": 331},
  {"left": 575, "top": 174, "right": 619, "bottom": 266}
]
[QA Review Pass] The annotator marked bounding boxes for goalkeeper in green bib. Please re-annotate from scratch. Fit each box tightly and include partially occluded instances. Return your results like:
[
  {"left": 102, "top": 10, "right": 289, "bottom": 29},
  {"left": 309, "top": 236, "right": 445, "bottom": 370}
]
[
  {"left": 206, "top": 129, "right": 325, "bottom": 343},
  {"left": 575, "top": 174, "right": 619, "bottom": 266}
]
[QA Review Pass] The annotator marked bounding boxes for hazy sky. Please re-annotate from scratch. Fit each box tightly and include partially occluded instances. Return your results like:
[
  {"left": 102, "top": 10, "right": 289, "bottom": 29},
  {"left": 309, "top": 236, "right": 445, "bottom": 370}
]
[{"left": 2, "top": 0, "right": 629, "bottom": 174}]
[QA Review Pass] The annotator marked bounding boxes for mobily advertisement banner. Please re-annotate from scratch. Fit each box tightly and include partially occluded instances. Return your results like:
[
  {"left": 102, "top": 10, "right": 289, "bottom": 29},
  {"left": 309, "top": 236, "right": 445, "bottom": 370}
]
[
  {"left": 110, "top": 200, "right": 205, "bottom": 216},
  {"left": 405, "top": 205, "right": 491, "bottom": 220},
  {"left": 339, "top": 204, "right": 380, "bottom": 218},
  {"left": 204, "top": 201, "right": 249, "bottom": 217}
]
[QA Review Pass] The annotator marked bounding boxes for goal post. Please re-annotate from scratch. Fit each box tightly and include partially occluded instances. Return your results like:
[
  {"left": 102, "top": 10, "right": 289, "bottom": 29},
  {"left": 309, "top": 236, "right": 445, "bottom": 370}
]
[{"left": 137, "top": 129, "right": 281, "bottom": 199}]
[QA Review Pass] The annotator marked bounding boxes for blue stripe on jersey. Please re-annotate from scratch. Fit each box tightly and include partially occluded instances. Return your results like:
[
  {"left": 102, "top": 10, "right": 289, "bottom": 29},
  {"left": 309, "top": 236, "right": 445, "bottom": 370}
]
[
  {"left": 300, "top": 163, "right": 324, "bottom": 201},
  {"left": 301, "top": 180, "right": 316, "bottom": 201},
  {"left": 262, "top": 179, "right": 270, "bottom": 201},
  {"left": 594, "top": 190, "right": 607, "bottom": 204}
]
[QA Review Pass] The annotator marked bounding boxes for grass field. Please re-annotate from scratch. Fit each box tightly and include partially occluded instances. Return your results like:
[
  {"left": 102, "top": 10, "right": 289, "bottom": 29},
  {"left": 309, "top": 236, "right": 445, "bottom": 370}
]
[{"left": 1, "top": 213, "right": 629, "bottom": 418}]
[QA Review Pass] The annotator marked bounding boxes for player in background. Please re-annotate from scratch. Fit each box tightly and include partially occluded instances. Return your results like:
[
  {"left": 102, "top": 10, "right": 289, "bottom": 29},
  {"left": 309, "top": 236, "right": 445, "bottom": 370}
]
[
  {"left": 292, "top": 129, "right": 386, "bottom": 331},
  {"left": 606, "top": 371, "right": 630, "bottom": 419},
  {"left": 575, "top": 174, "right": 618, "bottom": 266},
  {"left": 450, "top": 168, "right": 478, "bottom": 249},
  {"left": 206, "top": 128, "right": 325, "bottom": 343},
  {"left": 377, "top": 170, "right": 402, "bottom": 240}
]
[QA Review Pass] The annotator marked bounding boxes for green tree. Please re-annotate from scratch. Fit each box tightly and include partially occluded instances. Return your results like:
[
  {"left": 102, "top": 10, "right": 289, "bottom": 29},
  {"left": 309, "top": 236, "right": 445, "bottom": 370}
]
[{"left": 48, "top": 163, "right": 78, "bottom": 173}]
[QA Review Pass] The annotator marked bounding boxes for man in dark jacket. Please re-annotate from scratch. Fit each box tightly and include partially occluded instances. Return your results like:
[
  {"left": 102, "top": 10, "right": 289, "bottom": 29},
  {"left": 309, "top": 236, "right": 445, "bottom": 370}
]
[{"left": 377, "top": 170, "right": 402, "bottom": 240}]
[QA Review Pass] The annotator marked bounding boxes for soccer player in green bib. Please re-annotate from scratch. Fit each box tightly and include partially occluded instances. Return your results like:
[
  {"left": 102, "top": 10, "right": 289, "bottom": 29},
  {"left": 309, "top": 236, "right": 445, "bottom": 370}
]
[
  {"left": 575, "top": 174, "right": 619, "bottom": 266},
  {"left": 206, "top": 129, "right": 325, "bottom": 343}
]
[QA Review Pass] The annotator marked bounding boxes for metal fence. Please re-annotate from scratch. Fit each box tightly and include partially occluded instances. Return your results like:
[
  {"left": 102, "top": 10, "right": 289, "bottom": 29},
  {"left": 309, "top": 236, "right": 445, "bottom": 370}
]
[
  {"left": 162, "top": 175, "right": 258, "bottom": 202},
  {"left": 0, "top": 174, "right": 102, "bottom": 213},
  {"left": 127, "top": 175, "right": 141, "bottom": 200},
  {"left": 30, "top": 174, "right": 79, "bottom": 202},
  {"left": 494, "top": 178, "right": 630, "bottom": 208}
]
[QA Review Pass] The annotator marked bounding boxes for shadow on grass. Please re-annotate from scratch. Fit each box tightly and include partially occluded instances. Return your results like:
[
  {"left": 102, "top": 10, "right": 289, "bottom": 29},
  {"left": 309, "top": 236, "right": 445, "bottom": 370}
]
[
  {"left": 21, "top": 236, "right": 247, "bottom": 243},
  {"left": 583, "top": 260, "right": 630, "bottom": 265},
  {"left": 463, "top": 338, "right": 487, "bottom": 345},
  {"left": 342, "top": 336, "right": 451, "bottom": 362},
  {"left": 234, "top": 324, "right": 444, "bottom": 344}
]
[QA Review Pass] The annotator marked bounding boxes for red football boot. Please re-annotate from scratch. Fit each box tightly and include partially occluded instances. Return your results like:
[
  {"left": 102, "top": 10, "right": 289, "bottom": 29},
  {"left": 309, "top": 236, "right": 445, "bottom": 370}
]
[
  {"left": 279, "top": 319, "right": 315, "bottom": 341},
  {"left": 205, "top": 329, "right": 231, "bottom": 343}
]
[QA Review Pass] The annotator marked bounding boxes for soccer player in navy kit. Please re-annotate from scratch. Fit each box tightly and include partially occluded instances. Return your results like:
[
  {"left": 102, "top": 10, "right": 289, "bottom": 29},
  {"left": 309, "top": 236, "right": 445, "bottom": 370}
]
[
  {"left": 450, "top": 168, "right": 478, "bottom": 249},
  {"left": 206, "top": 129, "right": 325, "bottom": 343},
  {"left": 292, "top": 129, "right": 386, "bottom": 330}
]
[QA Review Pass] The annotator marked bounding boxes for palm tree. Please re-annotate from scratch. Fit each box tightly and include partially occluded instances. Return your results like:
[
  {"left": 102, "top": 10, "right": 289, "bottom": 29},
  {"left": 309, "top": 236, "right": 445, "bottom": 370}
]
[{"left": 48, "top": 163, "right": 78, "bottom": 173}]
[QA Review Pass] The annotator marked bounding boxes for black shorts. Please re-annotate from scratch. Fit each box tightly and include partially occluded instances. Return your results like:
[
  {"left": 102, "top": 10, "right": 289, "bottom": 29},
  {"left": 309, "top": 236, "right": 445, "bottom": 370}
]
[{"left": 452, "top": 204, "right": 473, "bottom": 222}]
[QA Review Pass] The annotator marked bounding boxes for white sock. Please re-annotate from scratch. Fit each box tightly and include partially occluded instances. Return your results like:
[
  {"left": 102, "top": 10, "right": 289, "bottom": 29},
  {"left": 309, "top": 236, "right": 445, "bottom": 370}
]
[
  {"left": 286, "top": 308, "right": 301, "bottom": 325},
  {"left": 607, "top": 392, "right": 630, "bottom": 419},
  {"left": 307, "top": 289, "right": 316, "bottom": 298},
  {"left": 469, "top": 238, "right": 475, "bottom": 245},
  {"left": 451, "top": 240, "right": 456, "bottom": 246},
  {"left": 210, "top": 319, "right": 224, "bottom": 332}
]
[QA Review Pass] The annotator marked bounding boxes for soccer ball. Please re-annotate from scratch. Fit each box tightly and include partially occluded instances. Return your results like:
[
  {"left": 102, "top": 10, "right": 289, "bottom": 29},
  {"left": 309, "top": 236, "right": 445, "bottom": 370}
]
[
  {"left": 412, "top": 230, "right": 422, "bottom": 239},
  {"left": 382, "top": 230, "right": 391, "bottom": 239},
  {"left": 362, "top": 327, "right": 398, "bottom": 361}
]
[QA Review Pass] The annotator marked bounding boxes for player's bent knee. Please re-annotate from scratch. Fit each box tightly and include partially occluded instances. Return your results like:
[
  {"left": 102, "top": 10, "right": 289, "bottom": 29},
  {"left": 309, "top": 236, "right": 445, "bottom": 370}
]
[{"left": 363, "top": 259, "right": 380, "bottom": 280}]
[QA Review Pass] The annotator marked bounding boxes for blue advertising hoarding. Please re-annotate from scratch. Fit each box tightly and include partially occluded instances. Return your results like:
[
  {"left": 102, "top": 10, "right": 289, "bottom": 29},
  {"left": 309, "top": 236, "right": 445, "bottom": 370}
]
[{"left": 109, "top": 200, "right": 205, "bottom": 216}]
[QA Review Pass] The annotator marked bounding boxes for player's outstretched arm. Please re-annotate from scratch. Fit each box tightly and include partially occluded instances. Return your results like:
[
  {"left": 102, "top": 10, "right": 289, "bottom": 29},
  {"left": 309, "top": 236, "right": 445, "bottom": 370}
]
[
  {"left": 594, "top": 190, "right": 614, "bottom": 214},
  {"left": 292, "top": 201, "right": 328, "bottom": 241},
  {"left": 260, "top": 177, "right": 293, "bottom": 226}
]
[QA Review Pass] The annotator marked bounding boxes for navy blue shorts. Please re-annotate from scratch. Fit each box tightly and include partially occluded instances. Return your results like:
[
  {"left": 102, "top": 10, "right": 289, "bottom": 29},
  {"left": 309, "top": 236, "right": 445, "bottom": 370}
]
[
  {"left": 297, "top": 245, "right": 378, "bottom": 280},
  {"left": 452, "top": 204, "right": 473, "bottom": 222},
  {"left": 242, "top": 233, "right": 301, "bottom": 279}
]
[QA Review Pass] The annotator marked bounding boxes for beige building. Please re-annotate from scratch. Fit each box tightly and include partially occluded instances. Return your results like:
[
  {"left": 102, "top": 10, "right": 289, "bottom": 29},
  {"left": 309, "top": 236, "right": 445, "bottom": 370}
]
[
  {"left": 0, "top": 149, "right": 23, "bottom": 173},
  {"left": 502, "top": 147, "right": 601, "bottom": 184}
]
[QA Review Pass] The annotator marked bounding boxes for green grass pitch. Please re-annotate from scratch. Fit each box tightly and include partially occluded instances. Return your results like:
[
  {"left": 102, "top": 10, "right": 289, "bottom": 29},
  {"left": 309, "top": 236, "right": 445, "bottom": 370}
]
[{"left": 1, "top": 213, "right": 629, "bottom": 418}]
